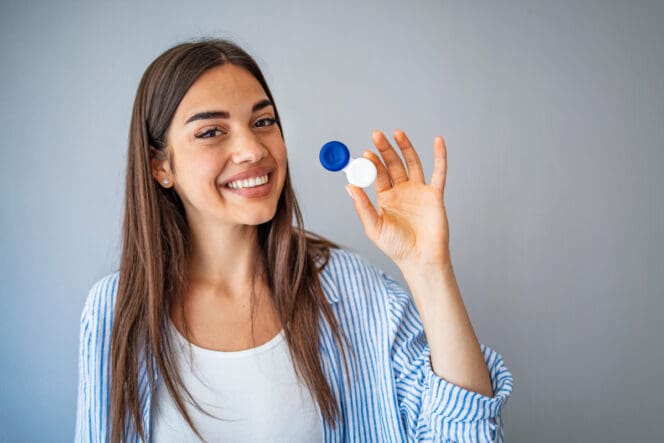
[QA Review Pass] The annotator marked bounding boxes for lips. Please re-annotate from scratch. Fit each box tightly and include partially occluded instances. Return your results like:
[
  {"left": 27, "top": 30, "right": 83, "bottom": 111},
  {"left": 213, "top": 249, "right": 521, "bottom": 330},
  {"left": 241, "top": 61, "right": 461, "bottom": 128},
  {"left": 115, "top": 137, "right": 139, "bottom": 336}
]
[
  {"left": 222, "top": 172, "right": 274, "bottom": 198},
  {"left": 220, "top": 167, "right": 274, "bottom": 187}
]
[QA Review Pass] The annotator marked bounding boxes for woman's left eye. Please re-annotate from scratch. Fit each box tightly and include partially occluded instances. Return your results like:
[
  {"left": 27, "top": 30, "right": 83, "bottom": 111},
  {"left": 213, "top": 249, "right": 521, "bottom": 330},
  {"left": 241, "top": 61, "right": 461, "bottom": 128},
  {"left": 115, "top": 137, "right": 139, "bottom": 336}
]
[{"left": 254, "top": 117, "right": 277, "bottom": 128}]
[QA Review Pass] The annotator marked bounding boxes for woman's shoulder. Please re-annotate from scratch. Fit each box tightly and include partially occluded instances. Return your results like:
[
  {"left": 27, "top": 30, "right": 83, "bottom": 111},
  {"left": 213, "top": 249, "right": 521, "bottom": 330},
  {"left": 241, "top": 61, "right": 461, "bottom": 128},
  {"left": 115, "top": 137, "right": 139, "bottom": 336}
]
[
  {"left": 322, "top": 247, "right": 382, "bottom": 278},
  {"left": 319, "top": 246, "right": 393, "bottom": 302},
  {"left": 81, "top": 271, "right": 120, "bottom": 325}
]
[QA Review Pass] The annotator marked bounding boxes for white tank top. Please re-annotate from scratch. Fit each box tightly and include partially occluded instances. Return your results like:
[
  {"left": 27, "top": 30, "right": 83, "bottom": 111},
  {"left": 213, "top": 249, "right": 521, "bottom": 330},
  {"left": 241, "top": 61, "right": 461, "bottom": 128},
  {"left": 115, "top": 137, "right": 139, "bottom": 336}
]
[{"left": 150, "top": 319, "right": 324, "bottom": 442}]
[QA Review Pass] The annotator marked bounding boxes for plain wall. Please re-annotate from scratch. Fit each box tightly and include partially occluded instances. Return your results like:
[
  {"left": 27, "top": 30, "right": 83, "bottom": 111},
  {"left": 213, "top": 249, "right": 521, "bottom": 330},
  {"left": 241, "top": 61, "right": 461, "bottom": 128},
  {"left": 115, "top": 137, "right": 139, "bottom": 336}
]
[{"left": 1, "top": 1, "right": 662, "bottom": 441}]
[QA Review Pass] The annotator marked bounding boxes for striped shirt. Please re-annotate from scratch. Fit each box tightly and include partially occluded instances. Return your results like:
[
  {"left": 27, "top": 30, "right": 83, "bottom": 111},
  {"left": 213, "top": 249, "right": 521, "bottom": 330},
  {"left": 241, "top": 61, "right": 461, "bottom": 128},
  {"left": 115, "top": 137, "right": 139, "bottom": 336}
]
[{"left": 75, "top": 248, "right": 514, "bottom": 442}]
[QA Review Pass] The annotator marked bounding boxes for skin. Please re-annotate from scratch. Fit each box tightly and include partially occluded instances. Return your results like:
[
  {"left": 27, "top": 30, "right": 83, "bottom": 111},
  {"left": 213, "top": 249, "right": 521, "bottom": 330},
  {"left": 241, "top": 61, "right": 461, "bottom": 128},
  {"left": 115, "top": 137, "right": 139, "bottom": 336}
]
[
  {"left": 347, "top": 131, "right": 494, "bottom": 398},
  {"left": 151, "top": 64, "right": 494, "bottom": 397},
  {"left": 150, "top": 64, "right": 286, "bottom": 349}
]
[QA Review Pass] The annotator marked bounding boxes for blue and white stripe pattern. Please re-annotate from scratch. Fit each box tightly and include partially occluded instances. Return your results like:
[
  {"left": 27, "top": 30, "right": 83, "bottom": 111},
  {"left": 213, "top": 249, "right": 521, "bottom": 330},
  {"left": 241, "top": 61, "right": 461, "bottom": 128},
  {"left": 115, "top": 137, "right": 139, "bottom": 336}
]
[{"left": 75, "top": 248, "right": 513, "bottom": 442}]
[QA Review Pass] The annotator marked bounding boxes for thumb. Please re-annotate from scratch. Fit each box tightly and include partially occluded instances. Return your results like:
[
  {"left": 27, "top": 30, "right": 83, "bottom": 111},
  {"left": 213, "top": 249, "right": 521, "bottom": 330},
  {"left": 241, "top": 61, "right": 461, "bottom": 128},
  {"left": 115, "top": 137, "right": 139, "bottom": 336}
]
[{"left": 346, "top": 184, "right": 381, "bottom": 240}]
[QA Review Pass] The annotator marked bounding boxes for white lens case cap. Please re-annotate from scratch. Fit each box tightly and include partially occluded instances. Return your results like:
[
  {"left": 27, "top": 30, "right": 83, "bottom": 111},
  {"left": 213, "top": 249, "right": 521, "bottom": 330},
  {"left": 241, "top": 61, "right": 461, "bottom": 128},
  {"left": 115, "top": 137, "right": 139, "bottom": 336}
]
[{"left": 345, "top": 157, "right": 377, "bottom": 188}]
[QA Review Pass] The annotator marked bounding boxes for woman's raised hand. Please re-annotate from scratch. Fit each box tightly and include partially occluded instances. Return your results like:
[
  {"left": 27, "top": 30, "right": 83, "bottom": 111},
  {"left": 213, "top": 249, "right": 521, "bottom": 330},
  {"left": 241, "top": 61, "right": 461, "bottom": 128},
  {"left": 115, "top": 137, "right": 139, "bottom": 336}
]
[{"left": 346, "top": 130, "right": 451, "bottom": 270}]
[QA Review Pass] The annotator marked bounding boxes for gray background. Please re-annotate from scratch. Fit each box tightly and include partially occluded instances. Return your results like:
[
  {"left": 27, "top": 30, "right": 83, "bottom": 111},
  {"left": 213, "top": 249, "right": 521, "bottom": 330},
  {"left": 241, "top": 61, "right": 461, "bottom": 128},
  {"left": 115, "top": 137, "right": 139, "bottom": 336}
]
[{"left": 1, "top": 0, "right": 662, "bottom": 442}]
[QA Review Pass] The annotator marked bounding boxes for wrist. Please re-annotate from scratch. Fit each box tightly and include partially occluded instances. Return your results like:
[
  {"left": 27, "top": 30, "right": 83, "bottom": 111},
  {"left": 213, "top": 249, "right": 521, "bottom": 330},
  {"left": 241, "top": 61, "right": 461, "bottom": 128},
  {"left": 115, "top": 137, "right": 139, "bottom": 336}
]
[
  {"left": 399, "top": 261, "right": 458, "bottom": 304},
  {"left": 398, "top": 259, "right": 455, "bottom": 283}
]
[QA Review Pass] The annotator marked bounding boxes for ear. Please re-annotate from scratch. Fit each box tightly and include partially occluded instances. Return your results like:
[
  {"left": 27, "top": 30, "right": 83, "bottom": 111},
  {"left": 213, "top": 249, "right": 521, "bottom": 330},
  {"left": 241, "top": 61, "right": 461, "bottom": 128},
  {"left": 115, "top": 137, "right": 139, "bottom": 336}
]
[{"left": 149, "top": 146, "right": 173, "bottom": 186}]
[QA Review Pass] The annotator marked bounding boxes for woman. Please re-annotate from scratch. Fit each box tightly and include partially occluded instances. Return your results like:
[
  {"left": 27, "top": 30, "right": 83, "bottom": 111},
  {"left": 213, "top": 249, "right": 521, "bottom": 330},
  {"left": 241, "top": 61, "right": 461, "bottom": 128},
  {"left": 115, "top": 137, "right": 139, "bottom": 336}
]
[{"left": 75, "top": 39, "right": 513, "bottom": 442}]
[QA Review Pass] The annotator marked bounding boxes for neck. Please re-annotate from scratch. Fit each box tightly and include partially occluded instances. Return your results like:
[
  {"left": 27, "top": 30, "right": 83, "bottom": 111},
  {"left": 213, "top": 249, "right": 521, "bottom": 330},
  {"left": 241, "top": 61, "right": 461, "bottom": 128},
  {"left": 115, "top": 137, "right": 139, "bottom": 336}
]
[{"left": 186, "top": 217, "right": 266, "bottom": 301}]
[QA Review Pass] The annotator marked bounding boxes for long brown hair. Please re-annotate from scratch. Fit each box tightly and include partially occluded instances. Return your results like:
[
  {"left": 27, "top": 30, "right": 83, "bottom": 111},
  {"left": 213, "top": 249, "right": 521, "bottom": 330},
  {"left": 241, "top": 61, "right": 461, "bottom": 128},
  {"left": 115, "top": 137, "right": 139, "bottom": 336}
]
[{"left": 111, "top": 38, "right": 351, "bottom": 443}]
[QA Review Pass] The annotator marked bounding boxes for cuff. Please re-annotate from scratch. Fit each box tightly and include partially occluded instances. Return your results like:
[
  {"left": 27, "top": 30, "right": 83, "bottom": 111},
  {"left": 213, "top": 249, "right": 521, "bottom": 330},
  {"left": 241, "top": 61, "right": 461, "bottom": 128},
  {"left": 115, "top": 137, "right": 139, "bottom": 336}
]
[{"left": 421, "top": 343, "right": 514, "bottom": 429}]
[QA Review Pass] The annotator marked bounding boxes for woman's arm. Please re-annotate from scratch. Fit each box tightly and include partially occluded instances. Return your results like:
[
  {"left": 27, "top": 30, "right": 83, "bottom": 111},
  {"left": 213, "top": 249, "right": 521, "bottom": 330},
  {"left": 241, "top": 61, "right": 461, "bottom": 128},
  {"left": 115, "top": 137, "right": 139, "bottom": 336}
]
[
  {"left": 383, "top": 267, "right": 513, "bottom": 442},
  {"left": 346, "top": 129, "right": 492, "bottom": 397},
  {"left": 400, "top": 261, "right": 494, "bottom": 398},
  {"left": 74, "top": 273, "right": 117, "bottom": 443}
]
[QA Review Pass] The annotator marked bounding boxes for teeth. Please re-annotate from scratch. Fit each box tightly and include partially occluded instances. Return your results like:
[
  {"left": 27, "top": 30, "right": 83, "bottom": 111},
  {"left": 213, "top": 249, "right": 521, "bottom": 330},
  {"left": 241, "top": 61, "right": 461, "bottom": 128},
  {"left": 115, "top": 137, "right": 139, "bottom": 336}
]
[{"left": 227, "top": 174, "right": 269, "bottom": 189}]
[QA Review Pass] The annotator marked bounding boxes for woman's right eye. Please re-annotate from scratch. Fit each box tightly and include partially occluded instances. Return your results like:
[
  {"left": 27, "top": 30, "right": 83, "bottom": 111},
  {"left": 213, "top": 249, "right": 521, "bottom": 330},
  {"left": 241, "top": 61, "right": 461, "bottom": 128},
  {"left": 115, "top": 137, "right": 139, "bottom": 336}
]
[{"left": 195, "top": 128, "right": 224, "bottom": 139}]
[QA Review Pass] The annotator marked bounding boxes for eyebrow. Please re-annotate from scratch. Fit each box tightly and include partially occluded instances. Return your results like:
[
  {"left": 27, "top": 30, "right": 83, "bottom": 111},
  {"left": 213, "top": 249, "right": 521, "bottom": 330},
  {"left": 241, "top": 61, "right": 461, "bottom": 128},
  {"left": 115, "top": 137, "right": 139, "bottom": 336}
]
[{"left": 184, "top": 99, "right": 273, "bottom": 125}]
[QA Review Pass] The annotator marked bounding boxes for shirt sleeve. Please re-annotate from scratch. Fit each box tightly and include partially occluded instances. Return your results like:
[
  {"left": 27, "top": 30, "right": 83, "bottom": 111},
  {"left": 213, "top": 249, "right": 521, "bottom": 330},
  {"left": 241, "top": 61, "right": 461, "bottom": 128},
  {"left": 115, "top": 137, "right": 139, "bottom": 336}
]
[
  {"left": 74, "top": 275, "right": 115, "bottom": 443},
  {"left": 75, "top": 285, "right": 94, "bottom": 442},
  {"left": 383, "top": 270, "right": 514, "bottom": 442}
]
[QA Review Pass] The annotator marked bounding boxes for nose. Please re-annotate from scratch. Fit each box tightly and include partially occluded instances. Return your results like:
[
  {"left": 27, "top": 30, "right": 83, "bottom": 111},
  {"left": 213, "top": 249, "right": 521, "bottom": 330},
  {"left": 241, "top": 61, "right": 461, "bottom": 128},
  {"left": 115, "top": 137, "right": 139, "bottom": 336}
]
[{"left": 230, "top": 130, "right": 268, "bottom": 164}]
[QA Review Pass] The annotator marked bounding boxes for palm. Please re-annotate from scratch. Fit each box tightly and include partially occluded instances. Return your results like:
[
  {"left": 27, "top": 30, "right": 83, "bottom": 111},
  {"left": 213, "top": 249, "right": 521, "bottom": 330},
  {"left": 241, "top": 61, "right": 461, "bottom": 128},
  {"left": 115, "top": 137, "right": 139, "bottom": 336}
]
[
  {"left": 348, "top": 130, "right": 451, "bottom": 269},
  {"left": 374, "top": 181, "right": 448, "bottom": 264}
]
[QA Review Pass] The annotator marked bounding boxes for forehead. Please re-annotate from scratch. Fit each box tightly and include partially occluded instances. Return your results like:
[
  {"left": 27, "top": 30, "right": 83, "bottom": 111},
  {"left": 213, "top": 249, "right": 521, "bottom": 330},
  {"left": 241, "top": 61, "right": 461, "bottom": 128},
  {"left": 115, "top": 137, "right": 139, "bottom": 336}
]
[{"left": 173, "top": 64, "right": 267, "bottom": 122}]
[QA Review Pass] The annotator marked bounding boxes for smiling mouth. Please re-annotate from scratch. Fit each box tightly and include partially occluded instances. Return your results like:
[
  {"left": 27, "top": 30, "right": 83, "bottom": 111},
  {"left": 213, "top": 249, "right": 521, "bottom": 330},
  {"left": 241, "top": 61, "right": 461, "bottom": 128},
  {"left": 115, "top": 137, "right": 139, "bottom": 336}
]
[{"left": 225, "top": 173, "right": 270, "bottom": 189}]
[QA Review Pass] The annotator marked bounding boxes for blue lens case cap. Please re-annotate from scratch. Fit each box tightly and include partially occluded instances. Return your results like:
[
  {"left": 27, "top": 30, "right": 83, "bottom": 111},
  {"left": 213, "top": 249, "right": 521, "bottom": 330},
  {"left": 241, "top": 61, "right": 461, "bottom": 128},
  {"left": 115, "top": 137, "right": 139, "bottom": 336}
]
[{"left": 319, "top": 141, "right": 350, "bottom": 172}]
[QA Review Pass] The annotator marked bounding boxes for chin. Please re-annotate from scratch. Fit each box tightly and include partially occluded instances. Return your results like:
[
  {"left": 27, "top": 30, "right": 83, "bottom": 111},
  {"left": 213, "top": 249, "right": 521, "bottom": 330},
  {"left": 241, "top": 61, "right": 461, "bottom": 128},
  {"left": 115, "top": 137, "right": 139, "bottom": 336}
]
[{"left": 240, "top": 209, "right": 278, "bottom": 226}]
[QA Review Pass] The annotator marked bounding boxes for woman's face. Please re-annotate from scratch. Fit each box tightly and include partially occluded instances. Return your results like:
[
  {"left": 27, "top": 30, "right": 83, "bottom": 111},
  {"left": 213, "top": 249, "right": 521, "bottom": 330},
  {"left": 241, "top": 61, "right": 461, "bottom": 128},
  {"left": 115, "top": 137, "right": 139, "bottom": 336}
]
[{"left": 153, "top": 64, "right": 287, "bottom": 229}]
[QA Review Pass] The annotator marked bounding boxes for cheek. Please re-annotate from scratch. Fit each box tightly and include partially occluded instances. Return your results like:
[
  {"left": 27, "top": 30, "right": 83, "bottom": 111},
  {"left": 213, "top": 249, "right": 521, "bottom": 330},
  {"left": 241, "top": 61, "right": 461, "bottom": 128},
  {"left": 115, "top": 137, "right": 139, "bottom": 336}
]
[
  {"left": 271, "top": 139, "right": 288, "bottom": 167},
  {"left": 176, "top": 151, "right": 222, "bottom": 182}
]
